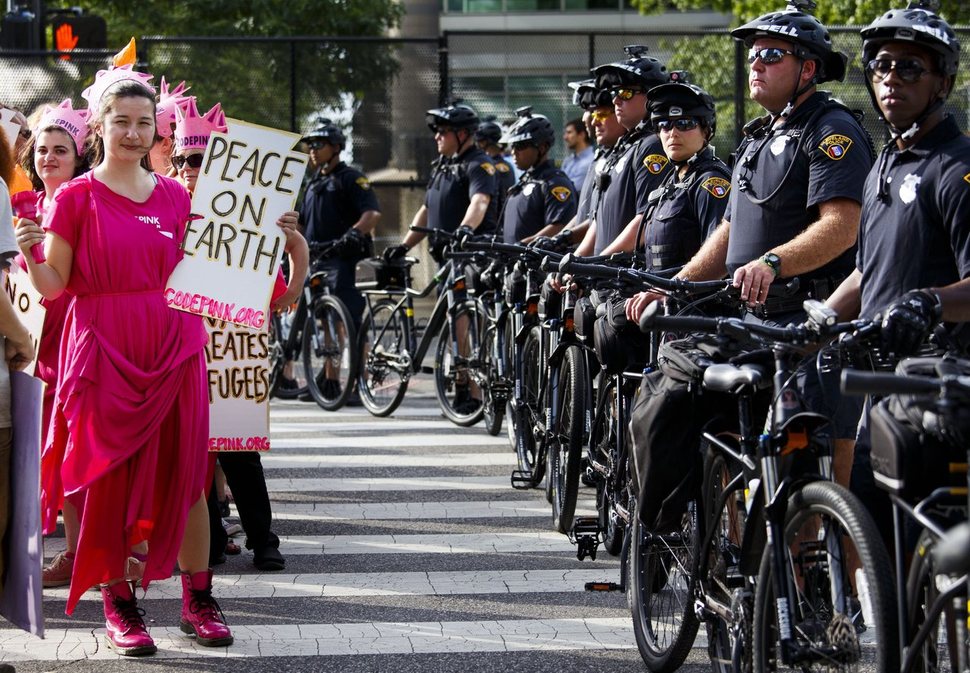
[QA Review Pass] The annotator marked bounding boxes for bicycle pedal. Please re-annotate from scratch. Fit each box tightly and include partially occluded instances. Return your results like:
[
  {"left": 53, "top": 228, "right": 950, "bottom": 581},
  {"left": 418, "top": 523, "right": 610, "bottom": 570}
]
[
  {"left": 510, "top": 470, "right": 535, "bottom": 490},
  {"left": 570, "top": 517, "right": 601, "bottom": 561},
  {"left": 419, "top": 365, "right": 435, "bottom": 375},
  {"left": 584, "top": 581, "right": 621, "bottom": 592}
]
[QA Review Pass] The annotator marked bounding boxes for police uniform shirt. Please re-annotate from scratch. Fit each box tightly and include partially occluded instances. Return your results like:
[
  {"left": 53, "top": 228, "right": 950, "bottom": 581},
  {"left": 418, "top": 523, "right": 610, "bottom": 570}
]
[
  {"left": 858, "top": 116, "right": 970, "bottom": 318},
  {"left": 502, "top": 160, "right": 578, "bottom": 243},
  {"left": 725, "top": 92, "right": 872, "bottom": 283},
  {"left": 575, "top": 156, "right": 600, "bottom": 223},
  {"left": 425, "top": 145, "right": 498, "bottom": 236},
  {"left": 491, "top": 154, "right": 516, "bottom": 219},
  {"left": 300, "top": 162, "right": 380, "bottom": 244},
  {"left": 641, "top": 146, "right": 731, "bottom": 271},
  {"left": 594, "top": 130, "right": 672, "bottom": 255}
]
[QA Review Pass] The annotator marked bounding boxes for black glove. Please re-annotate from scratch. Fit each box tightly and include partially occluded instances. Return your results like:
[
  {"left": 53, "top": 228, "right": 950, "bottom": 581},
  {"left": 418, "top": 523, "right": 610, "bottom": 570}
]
[
  {"left": 337, "top": 228, "right": 368, "bottom": 260},
  {"left": 382, "top": 245, "right": 408, "bottom": 263},
  {"left": 880, "top": 289, "right": 943, "bottom": 356},
  {"left": 454, "top": 225, "right": 476, "bottom": 248}
]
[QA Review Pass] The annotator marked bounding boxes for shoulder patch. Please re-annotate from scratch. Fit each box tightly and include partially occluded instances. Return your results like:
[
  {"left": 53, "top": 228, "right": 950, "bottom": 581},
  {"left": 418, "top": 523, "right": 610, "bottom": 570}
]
[
  {"left": 495, "top": 162, "right": 510, "bottom": 173},
  {"left": 701, "top": 176, "right": 731, "bottom": 199},
  {"left": 963, "top": 172, "right": 970, "bottom": 185},
  {"left": 355, "top": 176, "right": 371, "bottom": 190},
  {"left": 480, "top": 162, "right": 496, "bottom": 176},
  {"left": 644, "top": 154, "right": 669, "bottom": 175},
  {"left": 550, "top": 186, "right": 572, "bottom": 203},
  {"left": 818, "top": 134, "right": 853, "bottom": 161}
]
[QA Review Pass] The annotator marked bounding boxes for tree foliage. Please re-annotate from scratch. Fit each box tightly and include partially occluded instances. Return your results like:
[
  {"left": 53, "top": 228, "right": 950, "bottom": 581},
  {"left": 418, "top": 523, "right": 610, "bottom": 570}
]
[
  {"left": 633, "top": 0, "right": 970, "bottom": 24},
  {"left": 43, "top": 0, "right": 405, "bottom": 132}
]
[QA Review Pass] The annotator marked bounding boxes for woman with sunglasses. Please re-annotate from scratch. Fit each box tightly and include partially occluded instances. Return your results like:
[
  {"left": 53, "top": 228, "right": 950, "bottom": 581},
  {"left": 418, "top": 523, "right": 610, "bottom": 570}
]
[{"left": 14, "top": 100, "right": 91, "bottom": 590}]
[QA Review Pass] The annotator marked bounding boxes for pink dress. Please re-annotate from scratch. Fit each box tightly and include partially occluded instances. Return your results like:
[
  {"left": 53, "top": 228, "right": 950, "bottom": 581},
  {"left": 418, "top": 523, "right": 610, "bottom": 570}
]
[
  {"left": 45, "top": 173, "right": 208, "bottom": 614},
  {"left": 13, "top": 190, "right": 74, "bottom": 534}
]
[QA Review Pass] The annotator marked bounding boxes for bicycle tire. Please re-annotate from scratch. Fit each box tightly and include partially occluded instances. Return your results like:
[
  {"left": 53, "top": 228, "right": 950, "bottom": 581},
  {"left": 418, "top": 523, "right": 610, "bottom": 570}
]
[
  {"left": 269, "top": 312, "right": 307, "bottom": 399},
  {"left": 357, "top": 299, "right": 409, "bottom": 417},
  {"left": 481, "top": 323, "right": 506, "bottom": 436},
  {"left": 511, "top": 325, "right": 544, "bottom": 482},
  {"left": 699, "top": 446, "right": 749, "bottom": 673},
  {"left": 905, "top": 530, "right": 951, "bottom": 673},
  {"left": 629, "top": 501, "right": 702, "bottom": 672},
  {"left": 302, "top": 295, "right": 357, "bottom": 411},
  {"left": 589, "top": 379, "right": 623, "bottom": 556},
  {"left": 752, "top": 480, "right": 898, "bottom": 673},
  {"left": 434, "top": 301, "right": 485, "bottom": 427},
  {"left": 551, "top": 344, "right": 587, "bottom": 533}
]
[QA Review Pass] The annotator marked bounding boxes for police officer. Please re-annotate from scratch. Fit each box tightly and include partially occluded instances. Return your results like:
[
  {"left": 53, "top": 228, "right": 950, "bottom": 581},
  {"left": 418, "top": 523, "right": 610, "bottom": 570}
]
[
  {"left": 629, "top": 1, "right": 874, "bottom": 487},
  {"left": 475, "top": 116, "right": 515, "bottom": 217},
  {"left": 530, "top": 80, "right": 623, "bottom": 248},
  {"left": 299, "top": 118, "right": 381, "bottom": 328},
  {"left": 500, "top": 107, "right": 578, "bottom": 244},
  {"left": 384, "top": 102, "right": 497, "bottom": 262},
  {"left": 574, "top": 45, "right": 673, "bottom": 256},
  {"left": 823, "top": 1, "right": 970, "bottom": 538},
  {"left": 624, "top": 81, "right": 732, "bottom": 317}
]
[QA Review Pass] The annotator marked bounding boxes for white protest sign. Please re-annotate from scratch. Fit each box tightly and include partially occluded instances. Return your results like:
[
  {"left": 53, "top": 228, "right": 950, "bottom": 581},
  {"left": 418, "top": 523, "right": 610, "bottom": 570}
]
[
  {"left": 4, "top": 267, "right": 46, "bottom": 377},
  {"left": 165, "top": 118, "right": 307, "bottom": 330},
  {"left": 0, "top": 109, "right": 20, "bottom": 154},
  {"left": 205, "top": 317, "right": 270, "bottom": 451}
]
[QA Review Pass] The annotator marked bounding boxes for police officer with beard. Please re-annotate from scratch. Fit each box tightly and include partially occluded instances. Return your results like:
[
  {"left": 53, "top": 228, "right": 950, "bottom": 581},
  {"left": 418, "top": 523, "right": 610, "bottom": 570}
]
[{"left": 501, "top": 107, "right": 577, "bottom": 244}]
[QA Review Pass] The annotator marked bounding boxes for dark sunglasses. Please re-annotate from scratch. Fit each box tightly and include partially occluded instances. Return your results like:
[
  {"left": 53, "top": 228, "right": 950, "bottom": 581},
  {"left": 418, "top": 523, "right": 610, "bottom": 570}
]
[
  {"left": 866, "top": 58, "right": 933, "bottom": 83},
  {"left": 609, "top": 87, "right": 644, "bottom": 101},
  {"left": 747, "top": 47, "right": 796, "bottom": 65},
  {"left": 306, "top": 139, "right": 330, "bottom": 150},
  {"left": 173, "top": 154, "right": 204, "bottom": 170},
  {"left": 655, "top": 118, "right": 701, "bottom": 133}
]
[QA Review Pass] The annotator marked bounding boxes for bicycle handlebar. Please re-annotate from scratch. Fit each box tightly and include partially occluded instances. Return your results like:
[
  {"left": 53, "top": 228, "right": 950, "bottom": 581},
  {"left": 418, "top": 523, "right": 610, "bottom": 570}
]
[
  {"left": 557, "top": 253, "right": 730, "bottom": 294},
  {"left": 840, "top": 370, "right": 944, "bottom": 397}
]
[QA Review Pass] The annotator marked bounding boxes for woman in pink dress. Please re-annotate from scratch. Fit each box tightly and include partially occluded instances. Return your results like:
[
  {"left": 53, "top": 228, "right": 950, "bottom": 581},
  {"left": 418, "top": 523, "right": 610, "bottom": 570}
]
[
  {"left": 14, "top": 100, "right": 91, "bottom": 588},
  {"left": 15, "top": 74, "right": 255, "bottom": 656}
]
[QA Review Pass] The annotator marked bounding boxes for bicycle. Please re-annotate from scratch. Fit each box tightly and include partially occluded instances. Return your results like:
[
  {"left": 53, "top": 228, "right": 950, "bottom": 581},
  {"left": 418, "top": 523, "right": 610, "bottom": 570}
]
[
  {"left": 634, "top": 304, "right": 897, "bottom": 673},
  {"left": 356, "top": 226, "right": 485, "bottom": 425},
  {"left": 842, "top": 357, "right": 970, "bottom": 673},
  {"left": 267, "top": 241, "right": 358, "bottom": 411}
]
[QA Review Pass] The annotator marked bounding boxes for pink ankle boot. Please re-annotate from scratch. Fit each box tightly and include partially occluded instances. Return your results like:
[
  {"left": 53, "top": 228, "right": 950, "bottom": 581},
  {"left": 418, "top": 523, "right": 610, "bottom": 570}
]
[
  {"left": 179, "top": 570, "right": 234, "bottom": 647},
  {"left": 101, "top": 581, "right": 156, "bottom": 656}
]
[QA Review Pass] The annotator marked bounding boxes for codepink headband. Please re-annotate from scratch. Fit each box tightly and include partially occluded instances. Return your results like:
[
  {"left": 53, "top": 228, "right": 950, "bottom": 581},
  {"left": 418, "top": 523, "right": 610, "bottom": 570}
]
[
  {"left": 36, "top": 99, "right": 90, "bottom": 155},
  {"left": 80, "top": 64, "right": 155, "bottom": 113},
  {"left": 156, "top": 77, "right": 192, "bottom": 138},
  {"left": 174, "top": 98, "right": 227, "bottom": 151}
]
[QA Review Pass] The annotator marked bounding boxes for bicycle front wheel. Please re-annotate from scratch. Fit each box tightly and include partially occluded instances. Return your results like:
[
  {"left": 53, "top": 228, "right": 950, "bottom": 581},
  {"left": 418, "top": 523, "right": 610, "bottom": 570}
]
[
  {"left": 550, "top": 344, "right": 587, "bottom": 533},
  {"left": 434, "top": 301, "right": 485, "bottom": 427},
  {"left": 302, "top": 295, "right": 357, "bottom": 411},
  {"left": 629, "top": 503, "right": 702, "bottom": 672},
  {"left": 357, "top": 299, "right": 409, "bottom": 417},
  {"left": 752, "top": 480, "right": 897, "bottom": 673},
  {"left": 480, "top": 323, "right": 506, "bottom": 436},
  {"left": 511, "top": 325, "right": 544, "bottom": 483}
]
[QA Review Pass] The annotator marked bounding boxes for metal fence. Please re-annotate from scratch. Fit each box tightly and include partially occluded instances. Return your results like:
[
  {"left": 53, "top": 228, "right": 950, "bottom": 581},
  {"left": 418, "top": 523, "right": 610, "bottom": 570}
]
[{"left": 2, "top": 27, "right": 969, "bottom": 278}]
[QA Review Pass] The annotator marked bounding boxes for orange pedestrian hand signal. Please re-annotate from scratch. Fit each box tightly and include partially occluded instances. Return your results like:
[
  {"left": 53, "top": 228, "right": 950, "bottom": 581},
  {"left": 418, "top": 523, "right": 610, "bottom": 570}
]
[{"left": 55, "top": 23, "right": 79, "bottom": 59}]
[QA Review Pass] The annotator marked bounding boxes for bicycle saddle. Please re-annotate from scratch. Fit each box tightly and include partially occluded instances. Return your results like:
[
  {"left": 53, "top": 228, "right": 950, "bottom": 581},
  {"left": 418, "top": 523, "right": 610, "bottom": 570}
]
[{"left": 702, "top": 363, "right": 768, "bottom": 394}]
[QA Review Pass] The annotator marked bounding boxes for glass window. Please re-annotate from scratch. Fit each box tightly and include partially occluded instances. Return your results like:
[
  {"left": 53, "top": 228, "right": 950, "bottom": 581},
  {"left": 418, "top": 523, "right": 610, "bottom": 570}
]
[
  {"left": 506, "top": 0, "right": 561, "bottom": 10},
  {"left": 565, "top": 0, "right": 620, "bottom": 8}
]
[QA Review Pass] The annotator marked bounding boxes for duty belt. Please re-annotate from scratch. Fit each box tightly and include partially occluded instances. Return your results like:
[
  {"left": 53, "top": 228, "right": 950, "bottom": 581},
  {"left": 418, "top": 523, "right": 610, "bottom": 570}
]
[{"left": 753, "top": 275, "right": 844, "bottom": 319}]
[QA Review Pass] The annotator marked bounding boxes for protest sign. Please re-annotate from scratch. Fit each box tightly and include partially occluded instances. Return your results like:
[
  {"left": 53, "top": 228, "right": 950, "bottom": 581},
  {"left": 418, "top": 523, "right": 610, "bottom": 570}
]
[
  {"left": 205, "top": 317, "right": 270, "bottom": 452},
  {"left": 0, "top": 109, "right": 19, "bottom": 154},
  {"left": 4, "top": 268, "right": 46, "bottom": 377},
  {"left": 165, "top": 118, "right": 306, "bottom": 330},
  {"left": 0, "top": 372, "right": 44, "bottom": 637}
]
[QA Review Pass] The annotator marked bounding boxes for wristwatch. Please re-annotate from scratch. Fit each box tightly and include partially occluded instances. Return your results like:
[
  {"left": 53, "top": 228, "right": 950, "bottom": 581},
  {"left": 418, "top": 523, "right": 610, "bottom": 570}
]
[{"left": 760, "top": 252, "right": 781, "bottom": 277}]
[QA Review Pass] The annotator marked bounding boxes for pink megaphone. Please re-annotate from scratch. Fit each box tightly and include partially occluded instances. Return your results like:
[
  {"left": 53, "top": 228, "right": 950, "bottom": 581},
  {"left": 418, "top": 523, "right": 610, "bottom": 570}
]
[{"left": 10, "top": 191, "right": 45, "bottom": 264}]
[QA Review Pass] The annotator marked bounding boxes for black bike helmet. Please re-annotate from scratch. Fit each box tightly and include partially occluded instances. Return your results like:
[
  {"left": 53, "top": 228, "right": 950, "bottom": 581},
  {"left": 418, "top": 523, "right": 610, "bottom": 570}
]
[
  {"left": 474, "top": 115, "right": 504, "bottom": 145},
  {"left": 647, "top": 82, "right": 717, "bottom": 137},
  {"left": 569, "top": 79, "right": 613, "bottom": 110},
  {"left": 301, "top": 117, "right": 346, "bottom": 149},
  {"left": 500, "top": 106, "right": 556, "bottom": 148},
  {"left": 732, "top": 0, "right": 847, "bottom": 83},
  {"left": 861, "top": 1, "right": 959, "bottom": 78},
  {"left": 426, "top": 100, "right": 480, "bottom": 131},
  {"left": 592, "top": 45, "right": 669, "bottom": 92}
]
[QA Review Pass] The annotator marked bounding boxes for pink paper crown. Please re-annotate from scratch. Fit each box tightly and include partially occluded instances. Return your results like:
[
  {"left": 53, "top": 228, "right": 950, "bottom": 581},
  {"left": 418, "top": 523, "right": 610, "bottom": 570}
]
[
  {"left": 80, "top": 64, "right": 156, "bottom": 112},
  {"left": 155, "top": 77, "right": 192, "bottom": 138},
  {"left": 174, "top": 98, "right": 227, "bottom": 151},
  {"left": 37, "top": 99, "right": 90, "bottom": 154}
]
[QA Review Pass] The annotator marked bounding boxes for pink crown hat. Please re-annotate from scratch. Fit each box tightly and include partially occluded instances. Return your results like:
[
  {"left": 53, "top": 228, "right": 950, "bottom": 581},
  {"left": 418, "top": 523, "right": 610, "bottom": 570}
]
[
  {"left": 174, "top": 98, "right": 227, "bottom": 151},
  {"left": 155, "top": 76, "right": 192, "bottom": 138},
  {"left": 80, "top": 64, "right": 155, "bottom": 112},
  {"left": 37, "top": 98, "right": 90, "bottom": 155}
]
